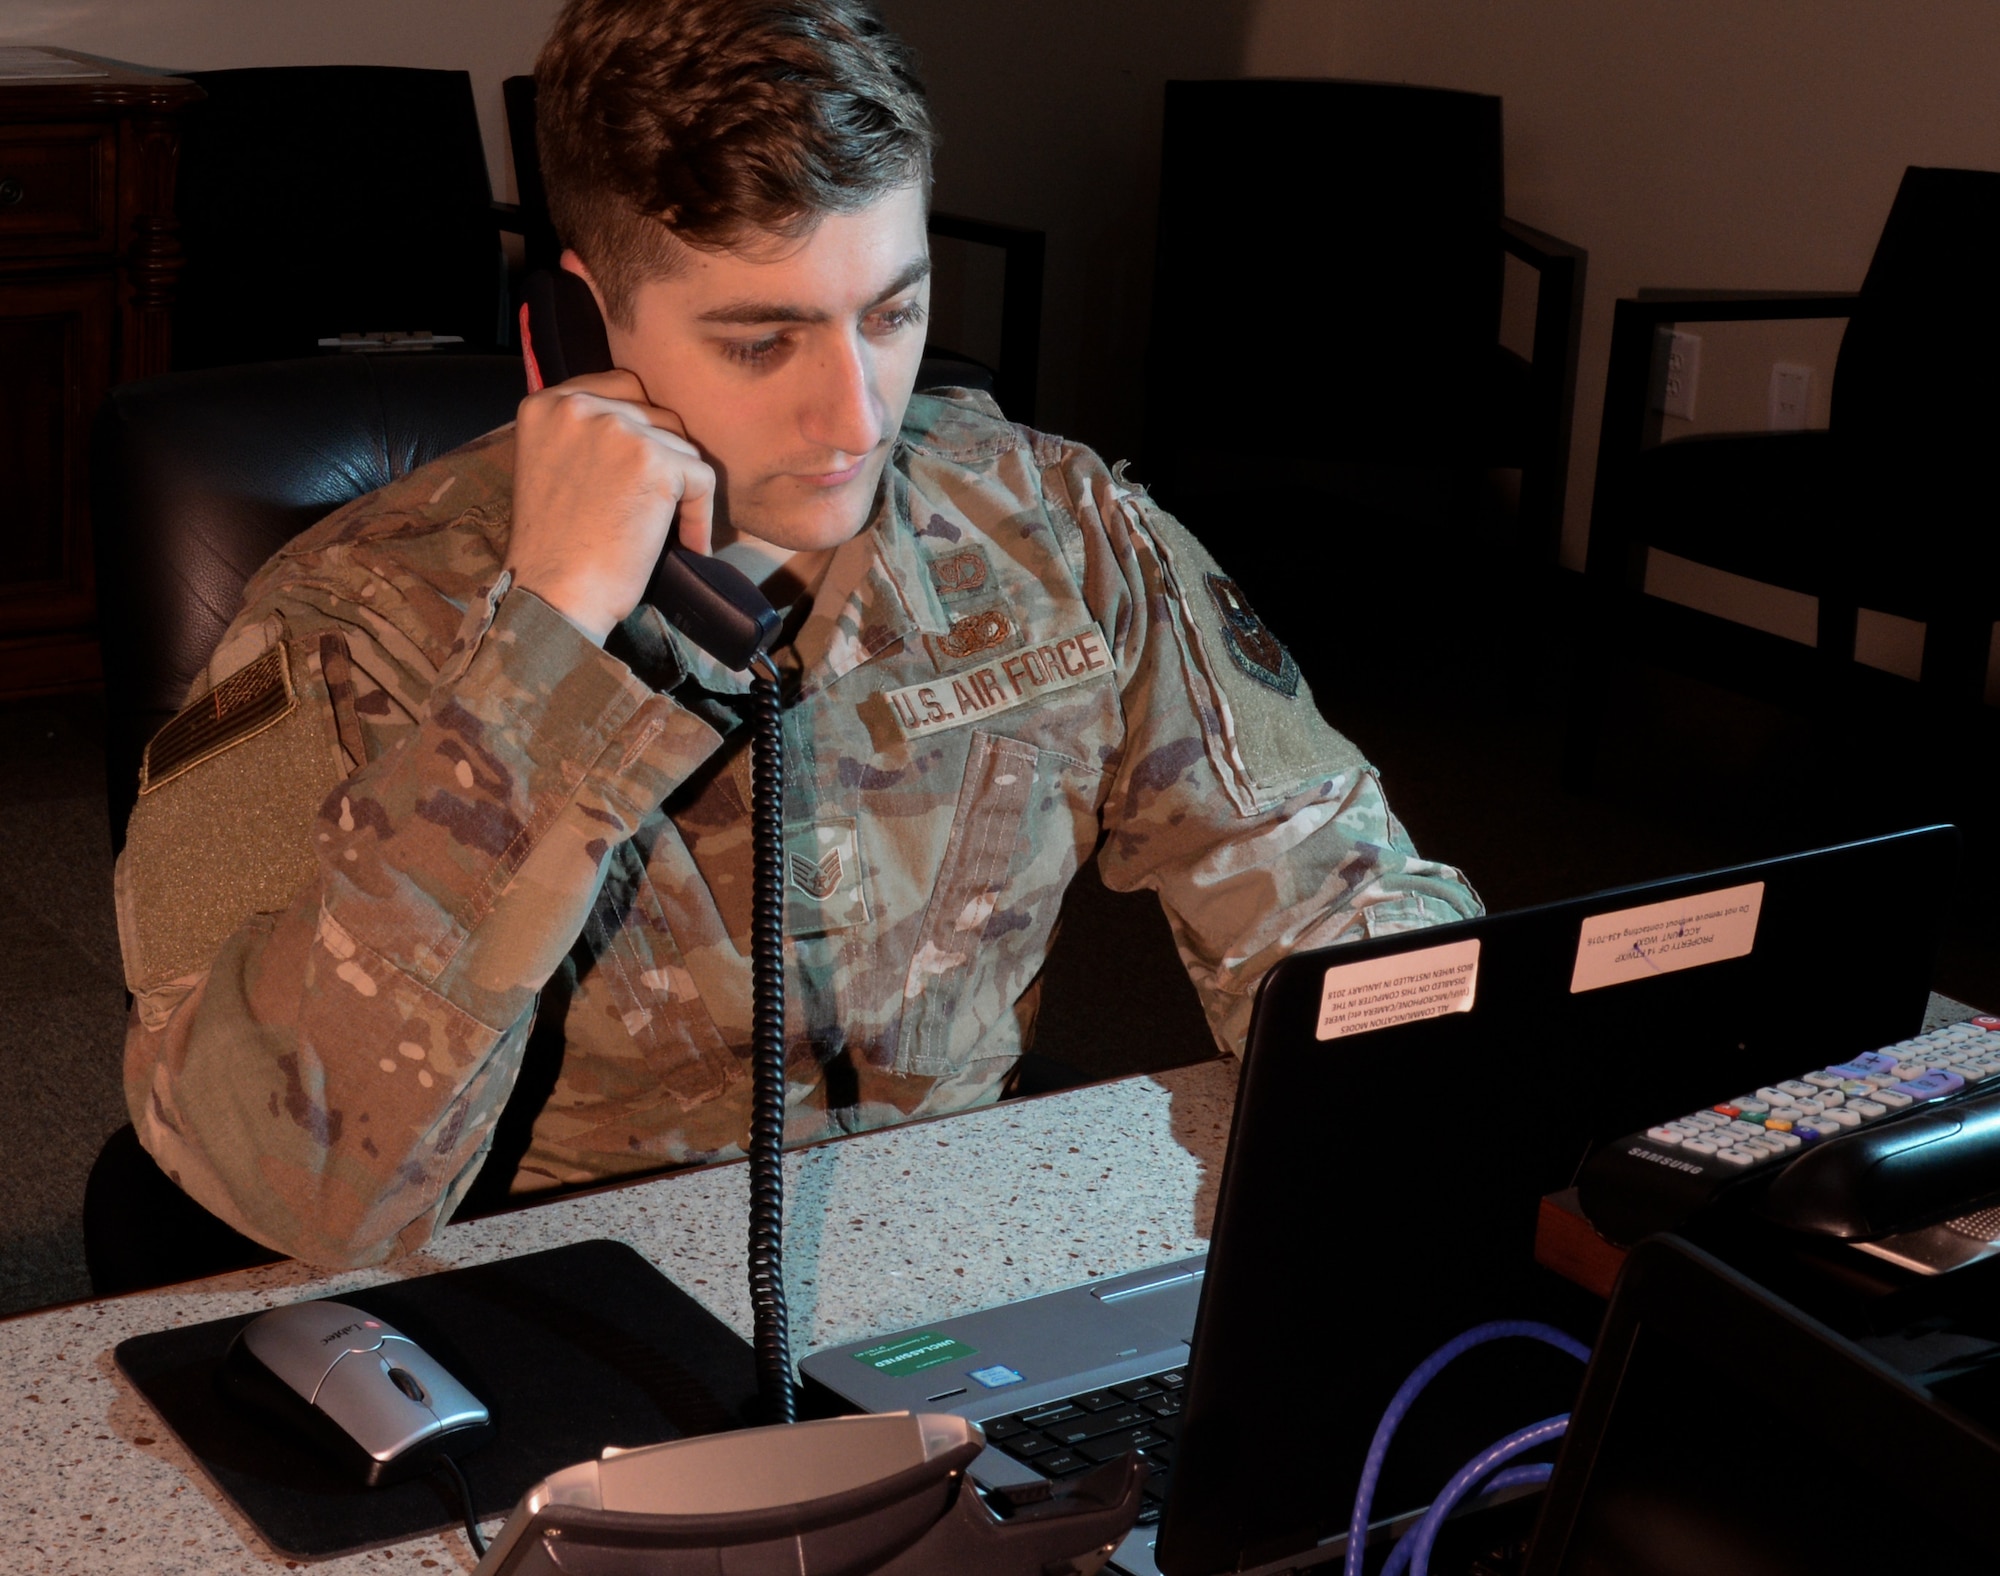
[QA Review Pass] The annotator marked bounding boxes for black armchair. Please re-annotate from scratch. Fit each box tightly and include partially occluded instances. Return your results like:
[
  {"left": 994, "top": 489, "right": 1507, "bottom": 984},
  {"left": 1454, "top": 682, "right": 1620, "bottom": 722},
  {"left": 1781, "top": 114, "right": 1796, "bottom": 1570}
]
[
  {"left": 1142, "top": 78, "right": 1587, "bottom": 569},
  {"left": 1568, "top": 166, "right": 2000, "bottom": 787}
]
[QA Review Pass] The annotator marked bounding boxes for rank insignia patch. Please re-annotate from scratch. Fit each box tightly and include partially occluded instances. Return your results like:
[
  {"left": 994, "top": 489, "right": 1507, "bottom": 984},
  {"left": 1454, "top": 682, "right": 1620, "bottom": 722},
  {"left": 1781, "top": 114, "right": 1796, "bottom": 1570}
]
[
  {"left": 783, "top": 818, "right": 869, "bottom": 934},
  {"left": 1204, "top": 574, "right": 1299, "bottom": 698},
  {"left": 140, "top": 644, "right": 298, "bottom": 792},
  {"left": 788, "top": 847, "right": 842, "bottom": 900}
]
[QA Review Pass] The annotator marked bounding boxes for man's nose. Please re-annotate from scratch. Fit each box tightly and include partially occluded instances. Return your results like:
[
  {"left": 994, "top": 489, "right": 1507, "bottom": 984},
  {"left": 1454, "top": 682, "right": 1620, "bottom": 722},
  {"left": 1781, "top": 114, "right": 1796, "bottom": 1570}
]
[{"left": 801, "top": 331, "right": 887, "bottom": 458}]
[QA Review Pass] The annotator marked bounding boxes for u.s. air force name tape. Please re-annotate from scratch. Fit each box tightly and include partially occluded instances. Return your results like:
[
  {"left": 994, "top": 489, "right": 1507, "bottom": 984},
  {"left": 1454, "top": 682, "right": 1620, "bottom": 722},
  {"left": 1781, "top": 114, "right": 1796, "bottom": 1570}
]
[{"left": 883, "top": 625, "right": 1111, "bottom": 739}]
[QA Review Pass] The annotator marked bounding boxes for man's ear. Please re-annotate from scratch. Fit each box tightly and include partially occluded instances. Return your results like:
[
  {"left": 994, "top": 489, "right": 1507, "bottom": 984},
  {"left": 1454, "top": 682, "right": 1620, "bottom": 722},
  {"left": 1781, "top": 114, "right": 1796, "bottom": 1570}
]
[{"left": 559, "top": 249, "right": 612, "bottom": 322}]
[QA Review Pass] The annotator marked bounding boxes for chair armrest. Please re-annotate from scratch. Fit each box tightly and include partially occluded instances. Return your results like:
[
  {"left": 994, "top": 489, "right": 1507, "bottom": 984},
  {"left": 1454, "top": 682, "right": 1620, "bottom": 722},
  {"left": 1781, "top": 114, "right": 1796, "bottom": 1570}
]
[
  {"left": 1625, "top": 287, "right": 1861, "bottom": 325},
  {"left": 927, "top": 210, "right": 1046, "bottom": 424},
  {"left": 1585, "top": 290, "right": 1860, "bottom": 582},
  {"left": 1499, "top": 215, "right": 1586, "bottom": 271},
  {"left": 1499, "top": 216, "right": 1589, "bottom": 562}
]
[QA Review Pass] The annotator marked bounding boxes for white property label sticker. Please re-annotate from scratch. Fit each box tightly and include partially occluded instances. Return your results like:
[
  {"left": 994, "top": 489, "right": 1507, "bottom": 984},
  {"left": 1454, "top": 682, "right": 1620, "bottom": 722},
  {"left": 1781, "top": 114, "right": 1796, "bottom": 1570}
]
[
  {"left": 1570, "top": 882, "right": 1764, "bottom": 994},
  {"left": 1316, "top": 938, "right": 1481, "bottom": 1042}
]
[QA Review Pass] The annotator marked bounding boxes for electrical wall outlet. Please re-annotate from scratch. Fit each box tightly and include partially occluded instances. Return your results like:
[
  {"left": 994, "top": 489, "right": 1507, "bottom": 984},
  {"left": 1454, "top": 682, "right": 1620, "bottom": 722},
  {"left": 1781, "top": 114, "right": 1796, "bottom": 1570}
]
[
  {"left": 1769, "top": 363, "right": 1813, "bottom": 430},
  {"left": 1650, "top": 329, "right": 1702, "bottom": 421}
]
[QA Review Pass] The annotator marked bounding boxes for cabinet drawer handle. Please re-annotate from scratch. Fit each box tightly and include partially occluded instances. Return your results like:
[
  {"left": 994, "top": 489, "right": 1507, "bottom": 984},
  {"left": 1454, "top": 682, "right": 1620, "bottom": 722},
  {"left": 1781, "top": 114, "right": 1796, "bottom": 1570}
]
[{"left": 0, "top": 178, "right": 22, "bottom": 207}]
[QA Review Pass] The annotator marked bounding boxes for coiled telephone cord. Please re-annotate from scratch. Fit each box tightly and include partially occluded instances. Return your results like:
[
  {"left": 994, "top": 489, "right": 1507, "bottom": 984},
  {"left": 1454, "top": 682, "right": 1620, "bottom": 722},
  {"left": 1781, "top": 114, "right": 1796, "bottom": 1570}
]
[{"left": 745, "top": 651, "right": 797, "bottom": 1424}]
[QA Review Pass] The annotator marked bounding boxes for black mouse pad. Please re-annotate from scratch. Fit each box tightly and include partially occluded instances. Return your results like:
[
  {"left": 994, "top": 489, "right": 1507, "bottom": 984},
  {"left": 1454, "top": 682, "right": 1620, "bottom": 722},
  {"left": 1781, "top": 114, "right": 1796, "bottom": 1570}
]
[{"left": 113, "top": 1238, "right": 761, "bottom": 1560}]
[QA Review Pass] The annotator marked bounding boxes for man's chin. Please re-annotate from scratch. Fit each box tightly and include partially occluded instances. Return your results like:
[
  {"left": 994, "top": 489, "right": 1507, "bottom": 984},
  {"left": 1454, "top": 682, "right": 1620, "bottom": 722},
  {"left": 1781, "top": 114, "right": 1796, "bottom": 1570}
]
[{"left": 728, "top": 473, "right": 885, "bottom": 552}]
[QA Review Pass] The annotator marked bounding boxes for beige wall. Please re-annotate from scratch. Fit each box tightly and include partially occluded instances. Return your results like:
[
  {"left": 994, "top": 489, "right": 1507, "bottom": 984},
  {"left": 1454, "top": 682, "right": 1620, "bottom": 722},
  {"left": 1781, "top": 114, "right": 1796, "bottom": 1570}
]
[{"left": 7, "top": 0, "right": 560, "bottom": 199}]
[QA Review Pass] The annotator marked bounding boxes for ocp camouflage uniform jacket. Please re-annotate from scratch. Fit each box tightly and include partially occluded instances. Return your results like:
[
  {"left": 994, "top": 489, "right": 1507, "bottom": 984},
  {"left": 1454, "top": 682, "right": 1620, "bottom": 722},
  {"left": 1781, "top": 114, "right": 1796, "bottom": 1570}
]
[{"left": 116, "top": 390, "right": 1480, "bottom": 1268}]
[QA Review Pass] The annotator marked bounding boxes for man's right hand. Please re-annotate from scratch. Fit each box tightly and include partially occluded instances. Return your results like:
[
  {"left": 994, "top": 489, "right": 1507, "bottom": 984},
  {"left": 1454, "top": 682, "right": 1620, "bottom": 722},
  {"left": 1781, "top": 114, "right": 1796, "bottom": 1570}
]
[{"left": 508, "top": 370, "right": 718, "bottom": 645}]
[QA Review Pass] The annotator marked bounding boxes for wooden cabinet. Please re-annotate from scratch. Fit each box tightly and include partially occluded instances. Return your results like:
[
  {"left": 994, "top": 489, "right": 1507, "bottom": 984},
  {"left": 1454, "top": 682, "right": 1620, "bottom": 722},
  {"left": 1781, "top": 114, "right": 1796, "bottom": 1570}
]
[{"left": 0, "top": 51, "right": 198, "bottom": 697}]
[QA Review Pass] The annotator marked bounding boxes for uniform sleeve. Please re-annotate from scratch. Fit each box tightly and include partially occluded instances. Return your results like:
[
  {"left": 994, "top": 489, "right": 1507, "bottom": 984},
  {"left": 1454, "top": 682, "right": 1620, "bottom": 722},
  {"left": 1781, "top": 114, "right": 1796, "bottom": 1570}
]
[
  {"left": 116, "top": 575, "right": 721, "bottom": 1267},
  {"left": 1071, "top": 467, "right": 1483, "bottom": 1057}
]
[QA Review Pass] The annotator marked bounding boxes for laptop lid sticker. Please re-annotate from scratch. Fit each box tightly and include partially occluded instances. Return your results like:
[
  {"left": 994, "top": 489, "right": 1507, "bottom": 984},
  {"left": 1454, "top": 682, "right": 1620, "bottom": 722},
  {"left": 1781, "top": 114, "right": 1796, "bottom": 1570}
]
[
  {"left": 1570, "top": 881, "right": 1764, "bottom": 994},
  {"left": 1316, "top": 938, "right": 1481, "bottom": 1041}
]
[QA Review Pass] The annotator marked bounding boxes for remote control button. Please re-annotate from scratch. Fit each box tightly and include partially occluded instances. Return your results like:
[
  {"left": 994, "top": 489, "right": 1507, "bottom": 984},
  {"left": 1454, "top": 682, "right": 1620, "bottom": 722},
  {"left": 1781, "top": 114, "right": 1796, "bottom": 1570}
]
[
  {"left": 1871, "top": 1087, "right": 1914, "bottom": 1109},
  {"left": 1794, "top": 1126, "right": 1825, "bottom": 1142},
  {"left": 1682, "top": 1138, "right": 1719, "bottom": 1156},
  {"left": 1715, "top": 1148, "right": 1756, "bottom": 1167},
  {"left": 1802, "top": 1071, "right": 1843, "bottom": 1089},
  {"left": 1838, "top": 1081, "right": 1873, "bottom": 1095},
  {"left": 1848, "top": 1098, "right": 1887, "bottom": 1120},
  {"left": 1755, "top": 1086, "right": 1791, "bottom": 1105},
  {"left": 1648, "top": 1127, "right": 1685, "bottom": 1145},
  {"left": 1690, "top": 1112, "right": 1727, "bottom": 1129},
  {"left": 1817, "top": 1108, "right": 1861, "bottom": 1129},
  {"left": 1764, "top": 1118, "right": 1793, "bottom": 1132},
  {"left": 1817, "top": 1089, "right": 1846, "bottom": 1108},
  {"left": 1733, "top": 1098, "right": 1771, "bottom": 1115},
  {"left": 1769, "top": 1106, "right": 1806, "bottom": 1124},
  {"left": 1764, "top": 1130, "right": 1802, "bottom": 1150},
  {"left": 1778, "top": 1080, "right": 1818, "bottom": 1100},
  {"left": 1725, "top": 1121, "right": 1769, "bottom": 1142},
  {"left": 1712, "top": 1104, "right": 1741, "bottom": 1119},
  {"left": 1892, "top": 1071, "right": 1965, "bottom": 1101}
]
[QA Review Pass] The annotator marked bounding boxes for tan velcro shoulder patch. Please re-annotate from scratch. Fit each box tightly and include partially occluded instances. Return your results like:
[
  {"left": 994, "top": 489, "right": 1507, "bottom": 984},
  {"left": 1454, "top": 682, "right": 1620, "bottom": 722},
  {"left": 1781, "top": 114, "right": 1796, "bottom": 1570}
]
[{"left": 119, "top": 638, "right": 344, "bottom": 992}]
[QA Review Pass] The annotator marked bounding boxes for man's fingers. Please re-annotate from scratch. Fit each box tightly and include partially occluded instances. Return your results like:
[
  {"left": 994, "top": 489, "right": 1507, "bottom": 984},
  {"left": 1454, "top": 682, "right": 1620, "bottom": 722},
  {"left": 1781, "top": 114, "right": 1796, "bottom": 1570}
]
[
  {"left": 662, "top": 455, "right": 717, "bottom": 556},
  {"left": 546, "top": 368, "right": 650, "bottom": 404}
]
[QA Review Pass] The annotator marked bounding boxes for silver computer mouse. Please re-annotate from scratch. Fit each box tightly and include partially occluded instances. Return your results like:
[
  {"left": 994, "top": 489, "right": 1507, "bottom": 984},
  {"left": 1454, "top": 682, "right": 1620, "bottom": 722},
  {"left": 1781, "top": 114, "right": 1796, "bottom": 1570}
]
[{"left": 220, "top": 1299, "right": 491, "bottom": 1486}]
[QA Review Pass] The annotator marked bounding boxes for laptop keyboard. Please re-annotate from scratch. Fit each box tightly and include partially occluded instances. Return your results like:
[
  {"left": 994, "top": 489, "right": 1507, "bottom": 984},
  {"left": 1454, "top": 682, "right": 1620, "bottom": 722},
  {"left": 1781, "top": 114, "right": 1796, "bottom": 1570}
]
[{"left": 980, "top": 1368, "right": 1185, "bottom": 1525}]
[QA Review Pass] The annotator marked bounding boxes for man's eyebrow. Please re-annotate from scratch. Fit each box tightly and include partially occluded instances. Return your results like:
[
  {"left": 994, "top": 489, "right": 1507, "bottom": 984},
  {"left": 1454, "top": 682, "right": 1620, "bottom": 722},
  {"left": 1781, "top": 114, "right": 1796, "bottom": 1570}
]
[{"left": 696, "top": 255, "right": 932, "bottom": 327}]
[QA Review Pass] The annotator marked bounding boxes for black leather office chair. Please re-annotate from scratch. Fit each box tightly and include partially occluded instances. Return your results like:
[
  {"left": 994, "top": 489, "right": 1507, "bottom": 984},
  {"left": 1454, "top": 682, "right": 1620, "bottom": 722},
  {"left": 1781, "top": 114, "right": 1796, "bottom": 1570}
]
[
  {"left": 91, "top": 353, "right": 528, "bottom": 855},
  {"left": 1568, "top": 165, "right": 2000, "bottom": 789},
  {"left": 171, "top": 66, "right": 526, "bottom": 369}
]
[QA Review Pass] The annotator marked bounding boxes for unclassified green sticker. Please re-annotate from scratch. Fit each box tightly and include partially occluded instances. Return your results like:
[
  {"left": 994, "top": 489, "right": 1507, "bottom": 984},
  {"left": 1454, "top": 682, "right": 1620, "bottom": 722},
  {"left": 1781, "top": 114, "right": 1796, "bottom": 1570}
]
[{"left": 853, "top": 1331, "right": 977, "bottom": 1376}]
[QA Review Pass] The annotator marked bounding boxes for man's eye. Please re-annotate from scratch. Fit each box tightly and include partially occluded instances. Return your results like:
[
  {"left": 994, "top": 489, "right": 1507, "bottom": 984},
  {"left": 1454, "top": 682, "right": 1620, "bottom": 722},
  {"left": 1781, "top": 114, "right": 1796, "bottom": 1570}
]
[
  {"left": 723, "top": 333, "right": 789, "bottom": 366},
  {"left": 871, "top": 302, "right": 927, "bottom": 336}
]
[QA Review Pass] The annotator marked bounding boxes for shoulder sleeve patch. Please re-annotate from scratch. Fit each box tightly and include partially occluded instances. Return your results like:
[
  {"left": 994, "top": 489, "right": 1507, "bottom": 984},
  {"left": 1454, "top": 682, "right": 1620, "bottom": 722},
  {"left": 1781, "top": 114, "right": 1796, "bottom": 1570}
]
[
  {"left": 119, "top": 638, "right": 343, "bottom": 992},
  {"left": 141, "top": 643, "right": 295, "bottom": 792},
  {"left": 1119, "top": 491, "right": 1365, "bottom": 813}
]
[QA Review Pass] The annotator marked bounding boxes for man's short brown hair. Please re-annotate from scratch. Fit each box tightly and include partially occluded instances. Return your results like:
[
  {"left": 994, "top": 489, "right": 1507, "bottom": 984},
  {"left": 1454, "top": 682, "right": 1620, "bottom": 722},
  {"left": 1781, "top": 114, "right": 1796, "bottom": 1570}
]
[{"left": 536, "top": 0, "right": 936, "bottom": 324}]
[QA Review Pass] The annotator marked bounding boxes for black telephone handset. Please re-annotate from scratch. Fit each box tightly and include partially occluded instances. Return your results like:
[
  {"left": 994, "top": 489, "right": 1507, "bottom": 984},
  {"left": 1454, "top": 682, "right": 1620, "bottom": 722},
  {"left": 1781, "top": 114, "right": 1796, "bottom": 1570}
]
[{"left": 519, "top": 270, "right": 782, "bottom": 670}]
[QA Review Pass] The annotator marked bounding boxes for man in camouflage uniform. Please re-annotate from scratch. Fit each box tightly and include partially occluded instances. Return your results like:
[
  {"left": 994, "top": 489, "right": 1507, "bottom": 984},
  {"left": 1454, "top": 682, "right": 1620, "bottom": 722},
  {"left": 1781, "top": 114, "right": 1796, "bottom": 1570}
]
[{"left": 114, "top": 0, "right": 1480, "bottom": 1270}]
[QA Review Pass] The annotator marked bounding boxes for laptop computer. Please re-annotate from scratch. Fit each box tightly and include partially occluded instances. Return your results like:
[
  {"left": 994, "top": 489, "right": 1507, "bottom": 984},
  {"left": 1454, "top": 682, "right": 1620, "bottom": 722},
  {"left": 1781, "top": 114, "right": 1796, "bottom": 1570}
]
[{"left": 801, "top": 826, "right": 1957, "bottom": 1575}]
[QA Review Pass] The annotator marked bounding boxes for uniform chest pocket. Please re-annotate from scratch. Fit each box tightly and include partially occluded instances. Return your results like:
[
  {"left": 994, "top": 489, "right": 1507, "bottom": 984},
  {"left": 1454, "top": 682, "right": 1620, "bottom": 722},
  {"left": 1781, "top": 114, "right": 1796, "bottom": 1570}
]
[{"left": 894, "top": 729, "right": 1094, "bottom": 1077}]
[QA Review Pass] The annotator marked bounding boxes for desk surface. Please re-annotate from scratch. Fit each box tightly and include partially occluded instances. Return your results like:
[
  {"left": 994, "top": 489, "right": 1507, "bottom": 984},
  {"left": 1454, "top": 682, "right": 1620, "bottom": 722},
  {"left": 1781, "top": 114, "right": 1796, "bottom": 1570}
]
[{"left": 0, "top": 1061, "right": 1237, "bottom": 1574}]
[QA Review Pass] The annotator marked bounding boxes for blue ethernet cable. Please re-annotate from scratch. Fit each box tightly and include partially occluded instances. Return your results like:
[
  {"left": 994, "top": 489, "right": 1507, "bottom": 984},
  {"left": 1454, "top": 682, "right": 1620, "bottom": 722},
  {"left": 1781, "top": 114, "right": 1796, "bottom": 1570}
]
[
  {"left": 1342, "top": 1321, "right": 1590, "bottom": 1576},
  {"left": 1381, "top": 1415, "right": 1569, "bottom": 1576}
]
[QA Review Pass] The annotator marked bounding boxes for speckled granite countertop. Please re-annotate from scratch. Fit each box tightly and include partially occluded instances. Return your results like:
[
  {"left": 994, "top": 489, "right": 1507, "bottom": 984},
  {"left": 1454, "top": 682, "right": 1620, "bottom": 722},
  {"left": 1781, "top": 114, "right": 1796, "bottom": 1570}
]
[{"left": 0, "top": 1061, "right": 1238, "bottom": 1574}]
